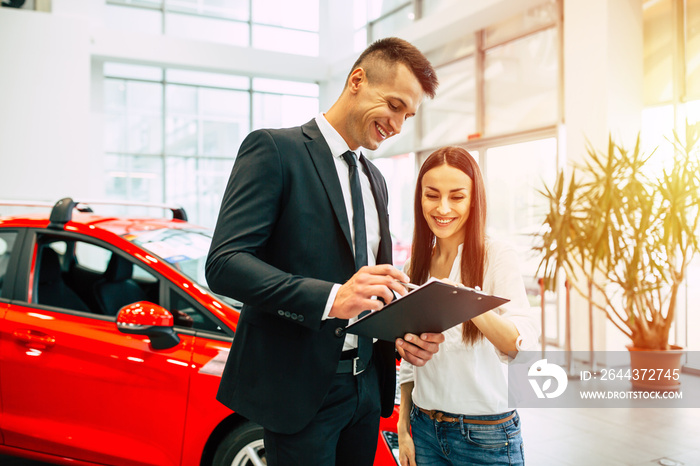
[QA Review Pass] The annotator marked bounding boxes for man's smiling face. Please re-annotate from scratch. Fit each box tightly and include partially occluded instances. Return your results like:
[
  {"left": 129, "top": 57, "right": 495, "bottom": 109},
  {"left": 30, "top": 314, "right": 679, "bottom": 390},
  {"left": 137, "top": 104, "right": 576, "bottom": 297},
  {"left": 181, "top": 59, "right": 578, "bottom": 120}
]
[{"left": 343, "top": 63, "right": 424, "bottom": 151}]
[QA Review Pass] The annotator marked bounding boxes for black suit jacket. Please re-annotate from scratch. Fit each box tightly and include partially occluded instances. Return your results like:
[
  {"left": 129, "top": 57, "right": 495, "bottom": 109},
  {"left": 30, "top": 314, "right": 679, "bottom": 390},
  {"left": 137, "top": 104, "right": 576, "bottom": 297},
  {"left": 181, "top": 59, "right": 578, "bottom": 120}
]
[{"left": 206, "top": 119, "right": 396, "bottom": 434}]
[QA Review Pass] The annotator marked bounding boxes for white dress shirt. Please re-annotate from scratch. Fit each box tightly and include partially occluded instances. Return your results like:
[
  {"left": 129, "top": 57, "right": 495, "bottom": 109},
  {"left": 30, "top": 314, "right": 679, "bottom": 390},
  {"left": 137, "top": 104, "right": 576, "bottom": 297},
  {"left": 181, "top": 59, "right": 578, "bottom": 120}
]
[
  {"left": 399, "top": 240, "right": 541, "bottom": 415},
  {"left": 315, "top": 113, "right": 380, "bottom": 351}
]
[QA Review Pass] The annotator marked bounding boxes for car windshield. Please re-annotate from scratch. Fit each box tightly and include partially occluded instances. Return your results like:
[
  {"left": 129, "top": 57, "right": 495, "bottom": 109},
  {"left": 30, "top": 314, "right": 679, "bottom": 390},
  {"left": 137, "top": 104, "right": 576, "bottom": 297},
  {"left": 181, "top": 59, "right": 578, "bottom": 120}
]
[{"left": 124, "top": 227, "right": 241, "bottom": 309}]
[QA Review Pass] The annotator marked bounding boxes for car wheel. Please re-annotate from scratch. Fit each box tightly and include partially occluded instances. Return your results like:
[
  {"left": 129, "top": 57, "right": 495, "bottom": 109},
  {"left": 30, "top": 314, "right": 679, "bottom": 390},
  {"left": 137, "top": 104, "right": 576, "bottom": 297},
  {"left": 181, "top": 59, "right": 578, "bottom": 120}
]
[{"left": 213, "top": 422, "right": 266, "bottom": 466}]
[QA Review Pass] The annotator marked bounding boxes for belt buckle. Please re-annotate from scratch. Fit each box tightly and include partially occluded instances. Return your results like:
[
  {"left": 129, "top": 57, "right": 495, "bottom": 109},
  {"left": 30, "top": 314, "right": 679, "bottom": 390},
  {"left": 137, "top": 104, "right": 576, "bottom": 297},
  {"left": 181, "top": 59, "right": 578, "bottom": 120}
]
[{"left": 352, "top": 357, "right": 365, "bottom": 376}]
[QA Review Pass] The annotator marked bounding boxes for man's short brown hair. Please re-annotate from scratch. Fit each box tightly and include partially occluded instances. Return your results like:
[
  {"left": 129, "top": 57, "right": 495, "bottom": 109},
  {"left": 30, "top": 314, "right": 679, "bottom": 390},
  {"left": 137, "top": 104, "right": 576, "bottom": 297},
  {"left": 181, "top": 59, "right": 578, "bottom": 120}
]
[{"left": 349, "top": 37, "right": 438, "bottom": 99}]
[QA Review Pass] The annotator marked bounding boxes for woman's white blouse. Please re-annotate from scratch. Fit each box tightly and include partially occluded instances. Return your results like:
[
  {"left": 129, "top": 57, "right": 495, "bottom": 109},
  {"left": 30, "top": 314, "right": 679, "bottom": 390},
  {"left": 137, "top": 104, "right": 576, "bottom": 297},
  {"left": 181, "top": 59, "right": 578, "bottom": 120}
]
[{"left": 398, "top": 240, "right": 540, "bottom": 415}]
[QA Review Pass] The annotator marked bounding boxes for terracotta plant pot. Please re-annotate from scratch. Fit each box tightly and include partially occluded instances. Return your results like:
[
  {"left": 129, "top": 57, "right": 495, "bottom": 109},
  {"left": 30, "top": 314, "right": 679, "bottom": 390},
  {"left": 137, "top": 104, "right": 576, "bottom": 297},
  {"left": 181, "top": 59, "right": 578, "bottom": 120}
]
[{"left": 626, "top": 345, "right": 684, "bottom": 391}]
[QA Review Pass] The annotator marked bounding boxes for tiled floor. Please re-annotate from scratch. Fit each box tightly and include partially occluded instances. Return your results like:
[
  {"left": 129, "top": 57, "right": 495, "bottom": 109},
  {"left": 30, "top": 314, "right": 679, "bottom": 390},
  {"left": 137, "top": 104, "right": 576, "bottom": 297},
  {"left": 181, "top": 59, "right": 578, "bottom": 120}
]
[
  {"left": 518, "top": 368, "right": 700, "bottom": 466},
  {"left": 512, "top": 345, "right": 700, "bottom": 466},
  {"left": 3, "top": 384, "right": 700, "bottom": 466},
  {"left": 519, "top": 407, "right": 700, "bottom": 465}
]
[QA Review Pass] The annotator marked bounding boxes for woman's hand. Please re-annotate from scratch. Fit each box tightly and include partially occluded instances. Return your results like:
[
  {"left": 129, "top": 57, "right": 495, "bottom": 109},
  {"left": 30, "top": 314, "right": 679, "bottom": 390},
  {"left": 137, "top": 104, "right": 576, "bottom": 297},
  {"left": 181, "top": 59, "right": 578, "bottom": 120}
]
[
  {"left": 398, "top": 430, "right": 417, "bottom": 466},
  {"left": 439, "top": 278, "right": 461, "bottom": 287}
]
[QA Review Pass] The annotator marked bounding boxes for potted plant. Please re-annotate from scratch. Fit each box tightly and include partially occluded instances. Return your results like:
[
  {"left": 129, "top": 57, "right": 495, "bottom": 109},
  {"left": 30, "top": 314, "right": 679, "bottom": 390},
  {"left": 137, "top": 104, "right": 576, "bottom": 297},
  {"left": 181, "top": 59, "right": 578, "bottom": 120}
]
[{"left": 534, "top": 122, "right": 700, "bottom": 389}]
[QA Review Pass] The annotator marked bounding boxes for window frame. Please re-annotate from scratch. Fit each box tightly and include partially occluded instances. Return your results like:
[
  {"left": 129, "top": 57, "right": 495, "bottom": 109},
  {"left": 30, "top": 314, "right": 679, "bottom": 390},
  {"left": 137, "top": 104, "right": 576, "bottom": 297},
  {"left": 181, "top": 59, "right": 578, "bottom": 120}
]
[
  {"left": 0, "top": 229, "right": 26, "bottom": 302},
  {"left": 166, "top": 285, "right": 232, "bottom": 338}
]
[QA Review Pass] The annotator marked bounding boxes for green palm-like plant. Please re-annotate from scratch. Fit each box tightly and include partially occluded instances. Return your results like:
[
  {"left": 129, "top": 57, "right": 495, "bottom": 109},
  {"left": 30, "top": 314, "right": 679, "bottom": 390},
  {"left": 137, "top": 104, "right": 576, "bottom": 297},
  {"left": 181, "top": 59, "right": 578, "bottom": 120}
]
[{"left": 535, "top": 122, "right": 700, "bottom": 350}]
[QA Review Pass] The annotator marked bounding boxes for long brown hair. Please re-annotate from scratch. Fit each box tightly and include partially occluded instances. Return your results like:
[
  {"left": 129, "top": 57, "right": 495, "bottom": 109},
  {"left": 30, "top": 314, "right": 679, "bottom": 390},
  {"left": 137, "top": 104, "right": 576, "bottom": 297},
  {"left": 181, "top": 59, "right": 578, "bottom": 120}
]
[{"left": 407, "top": 146, "right": 487, "bottom": 345}]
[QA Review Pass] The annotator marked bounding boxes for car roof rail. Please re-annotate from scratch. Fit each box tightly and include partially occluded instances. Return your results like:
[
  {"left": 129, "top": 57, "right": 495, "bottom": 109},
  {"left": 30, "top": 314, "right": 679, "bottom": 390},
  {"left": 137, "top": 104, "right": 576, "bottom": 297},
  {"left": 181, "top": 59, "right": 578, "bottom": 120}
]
[
  {"left": 48, "top": 197, "right": 188, "bottom": 230},
  {"left": 0, "top": 200, "right": 55, "bottom": 208},
  {"left": 0, "top": 200, "right": 56, "bottom": 220}
]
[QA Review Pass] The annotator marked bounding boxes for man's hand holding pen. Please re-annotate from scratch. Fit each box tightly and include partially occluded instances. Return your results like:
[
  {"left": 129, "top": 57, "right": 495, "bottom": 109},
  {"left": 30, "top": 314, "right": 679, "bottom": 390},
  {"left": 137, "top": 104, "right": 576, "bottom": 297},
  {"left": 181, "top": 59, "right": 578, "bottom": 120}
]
[
  {"left": 395, "top": 280, "right": 420, "bottom": 291},
  {"left": 329, "top": 264, "right": 409, "bottom": 320},
  {"left": 329, "top": 265, "right": 444, "bottom": 366}
]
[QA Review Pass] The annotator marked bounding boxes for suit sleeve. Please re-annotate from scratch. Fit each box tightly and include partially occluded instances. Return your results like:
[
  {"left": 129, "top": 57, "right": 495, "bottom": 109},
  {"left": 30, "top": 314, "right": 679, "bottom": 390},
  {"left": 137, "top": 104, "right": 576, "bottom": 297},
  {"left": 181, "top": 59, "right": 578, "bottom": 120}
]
[{"left": 205, "top": 130, "right": 333, "bottom": 329}]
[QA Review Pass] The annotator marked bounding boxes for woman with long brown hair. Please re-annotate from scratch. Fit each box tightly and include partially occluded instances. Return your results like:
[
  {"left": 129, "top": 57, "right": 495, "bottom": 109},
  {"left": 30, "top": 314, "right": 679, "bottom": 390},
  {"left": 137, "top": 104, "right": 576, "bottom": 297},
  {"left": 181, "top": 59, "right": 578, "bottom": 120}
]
[{"left": 397, "top": 146, "right": 539, "bottom": 465}]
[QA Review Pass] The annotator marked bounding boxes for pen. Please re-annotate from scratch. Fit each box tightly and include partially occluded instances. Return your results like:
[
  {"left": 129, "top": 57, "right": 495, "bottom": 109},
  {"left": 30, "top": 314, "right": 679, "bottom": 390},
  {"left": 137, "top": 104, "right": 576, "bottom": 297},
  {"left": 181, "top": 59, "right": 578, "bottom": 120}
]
[{"left": 395, "top": 280, "right": 419, "bottom": 290}]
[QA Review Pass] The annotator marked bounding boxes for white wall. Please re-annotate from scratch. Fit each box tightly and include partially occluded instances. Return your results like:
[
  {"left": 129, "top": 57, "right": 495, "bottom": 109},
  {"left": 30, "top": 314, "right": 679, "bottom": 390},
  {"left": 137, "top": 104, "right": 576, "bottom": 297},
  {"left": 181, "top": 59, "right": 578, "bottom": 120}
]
[{"left": 0, "top": 8, "right": 94, "bottom": 202}]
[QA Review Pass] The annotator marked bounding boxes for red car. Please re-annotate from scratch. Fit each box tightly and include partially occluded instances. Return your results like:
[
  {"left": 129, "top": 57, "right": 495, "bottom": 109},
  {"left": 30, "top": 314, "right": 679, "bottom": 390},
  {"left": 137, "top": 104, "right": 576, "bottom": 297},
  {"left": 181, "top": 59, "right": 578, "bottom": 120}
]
[{"left": 0, "top": 198, "right": 400, "bottom": 466}]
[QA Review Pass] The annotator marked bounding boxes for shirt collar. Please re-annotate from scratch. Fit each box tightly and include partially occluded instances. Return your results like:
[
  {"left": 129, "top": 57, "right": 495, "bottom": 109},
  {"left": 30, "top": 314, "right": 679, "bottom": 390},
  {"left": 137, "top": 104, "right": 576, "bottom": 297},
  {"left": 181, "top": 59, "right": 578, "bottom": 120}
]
[{"left": 315, "top": 113, "right": 364, "bottom": 161}]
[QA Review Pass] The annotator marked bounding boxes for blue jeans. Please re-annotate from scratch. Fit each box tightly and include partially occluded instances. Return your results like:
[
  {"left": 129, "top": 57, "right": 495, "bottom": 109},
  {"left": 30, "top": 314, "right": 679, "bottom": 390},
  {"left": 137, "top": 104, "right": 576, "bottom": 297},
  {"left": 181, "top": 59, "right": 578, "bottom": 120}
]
[{"left": 410, "top": 405, "right": 525, "bottom": 465}]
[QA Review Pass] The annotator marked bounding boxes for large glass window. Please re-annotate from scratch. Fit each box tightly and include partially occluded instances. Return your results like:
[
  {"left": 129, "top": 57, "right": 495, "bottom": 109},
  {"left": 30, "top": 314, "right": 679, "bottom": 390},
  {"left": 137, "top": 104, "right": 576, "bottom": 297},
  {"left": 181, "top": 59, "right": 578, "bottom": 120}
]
[
  {"left": 678, "top": 100, "right": 700, "bottom": 360},
  {"left": 105, "top": 154, "right": 164, "bottom": 204},
  {"left": 104, "top": 4, "right": 162, "bottom": 35},
  {"left": 643, "top": 0, "right": 674, "bottom": 105},
  {"left": 105, "top": 80, "right": 163, "bottom": 155},
  {"left": 165, "top": 12, "right": 249, "bottom": 46},
  {"left": 105, "top": 0, "right": 320, "bottom": 55},
  {"left": 252, "top": 0, "right": 319, "bottom": 55},
  {"left": 483, "top": 28, "right": 558, "bottom": 135},
  {"left": 167, "top": 0, "right": 249, "bottom": 21},
  {"left": 484, "top": 138, "right": 558, "bottom": 268},
  {"left": 362, "top": 2, "right": 559, "bottom": 156},
  {"left": 252, "top": 78, "right": 320, "bottom": 130},
  {"left": 687, "top": 0, "right": 700, "bottom": 99},
  {"left": 369, "top": 4, "right": 413, "bottom": 42},
  {"left": 483, "top": 0, "right": 558, "bottom": 47},
  {"left": 353, "top": 0, "right": 413, "bottom": 51},
  {"left": 373, "top": 153, "right": 416, "bottom": 269},
  {"left": 104, "top": 63, "right": 318, "bottom": 227},
  {"left": 641, "top": 0, "right": 700, "bottom": 364},
  {"left": 484, "top": 138, "right": 558, "bottom": 345},
  {"left": 165, "top": 85, "right": 250, "bottom": 157},
  {"left": 420, "top": 57, "right": 477, "bottom": 148},
  {"left": 252, "top": 0, "right": 319, "bottom": 30}
]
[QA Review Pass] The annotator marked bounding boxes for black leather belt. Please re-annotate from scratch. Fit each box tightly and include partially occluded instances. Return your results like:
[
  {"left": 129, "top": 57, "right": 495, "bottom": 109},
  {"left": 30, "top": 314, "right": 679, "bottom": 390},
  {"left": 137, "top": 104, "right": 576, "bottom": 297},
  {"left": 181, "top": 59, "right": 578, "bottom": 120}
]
[{"left": 337, "top": 349, "right": 366, "bottom": 375}]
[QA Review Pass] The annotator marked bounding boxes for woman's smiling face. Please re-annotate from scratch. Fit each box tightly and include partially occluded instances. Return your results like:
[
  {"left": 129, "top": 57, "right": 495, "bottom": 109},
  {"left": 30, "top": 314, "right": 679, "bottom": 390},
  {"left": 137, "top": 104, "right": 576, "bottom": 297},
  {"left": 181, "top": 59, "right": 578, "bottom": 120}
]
[{"left": 421, "top": 163, "right": 473, "bottom": 242}]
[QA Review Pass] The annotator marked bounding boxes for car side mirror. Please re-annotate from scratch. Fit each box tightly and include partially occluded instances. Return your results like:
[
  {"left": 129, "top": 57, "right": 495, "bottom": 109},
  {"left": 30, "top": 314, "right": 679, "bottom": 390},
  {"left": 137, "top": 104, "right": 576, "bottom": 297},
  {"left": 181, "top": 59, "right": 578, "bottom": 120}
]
[{"left": 116, "top": 301, "right": 181, "bottom": 350}]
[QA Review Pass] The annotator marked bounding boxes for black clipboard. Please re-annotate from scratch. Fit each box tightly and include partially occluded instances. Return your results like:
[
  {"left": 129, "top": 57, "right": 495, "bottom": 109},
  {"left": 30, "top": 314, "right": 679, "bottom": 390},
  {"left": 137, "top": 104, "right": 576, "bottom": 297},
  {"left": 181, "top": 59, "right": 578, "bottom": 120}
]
[{"left": 344, "top": 280, "right": 509, "bottom": 342}]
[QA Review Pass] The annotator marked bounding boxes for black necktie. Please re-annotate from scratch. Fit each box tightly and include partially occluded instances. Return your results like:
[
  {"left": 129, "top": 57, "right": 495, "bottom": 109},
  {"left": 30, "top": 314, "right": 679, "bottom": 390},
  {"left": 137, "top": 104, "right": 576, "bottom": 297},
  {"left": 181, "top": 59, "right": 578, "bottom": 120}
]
[
  {"left": 341, "top": 150, "right": 372, "bottom": 373},
  {"left": 341, "top": 150, "right": 368, "bottom": 270}
]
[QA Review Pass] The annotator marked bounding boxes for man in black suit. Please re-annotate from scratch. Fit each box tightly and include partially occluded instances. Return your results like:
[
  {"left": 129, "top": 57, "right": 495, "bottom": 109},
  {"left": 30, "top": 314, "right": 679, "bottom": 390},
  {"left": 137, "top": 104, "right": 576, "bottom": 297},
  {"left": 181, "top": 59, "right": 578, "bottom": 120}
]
[{"left": 206, "top": 37, "right": 442, "bottom": 465}]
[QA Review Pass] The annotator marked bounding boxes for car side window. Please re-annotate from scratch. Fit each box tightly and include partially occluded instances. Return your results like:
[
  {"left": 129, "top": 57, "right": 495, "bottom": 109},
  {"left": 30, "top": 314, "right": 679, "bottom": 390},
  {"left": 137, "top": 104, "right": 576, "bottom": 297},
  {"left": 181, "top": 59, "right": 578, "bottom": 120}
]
[
  {"left": 35, "top": 240, "right": 93, "bottom": 313},
  {"left": 73, "top": 241, "right": 111, "bottom": 274},
  {"left": 35, "top": 236, "right": 161, "bottom": 316},
  {"left": 169, "top": 288, "right": 225, "bottom": 335},
  {"left": 0, "top": 231, "right": 18, "bottom": 296}
]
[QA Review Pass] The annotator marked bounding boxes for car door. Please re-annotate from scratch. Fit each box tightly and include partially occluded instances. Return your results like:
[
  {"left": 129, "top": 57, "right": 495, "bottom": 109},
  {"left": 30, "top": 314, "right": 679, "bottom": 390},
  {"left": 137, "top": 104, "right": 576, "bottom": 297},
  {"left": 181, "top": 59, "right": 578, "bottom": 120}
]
[
  {"left": 0, "top": 231, "right": 192, "bottom": 465},
  {"left": 0, "top": 229, "right": 24, "bottom": 447}
]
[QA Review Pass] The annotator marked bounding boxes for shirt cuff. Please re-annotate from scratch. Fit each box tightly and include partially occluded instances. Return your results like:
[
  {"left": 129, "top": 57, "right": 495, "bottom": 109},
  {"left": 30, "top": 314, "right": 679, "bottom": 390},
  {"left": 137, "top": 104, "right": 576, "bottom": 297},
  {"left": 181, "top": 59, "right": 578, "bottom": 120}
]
[
  {"left": 322, "top": 283, "right": 341, "bottom": 320},
  {"left": 511, "top": 319, "right": 540, "bottom": 351}
]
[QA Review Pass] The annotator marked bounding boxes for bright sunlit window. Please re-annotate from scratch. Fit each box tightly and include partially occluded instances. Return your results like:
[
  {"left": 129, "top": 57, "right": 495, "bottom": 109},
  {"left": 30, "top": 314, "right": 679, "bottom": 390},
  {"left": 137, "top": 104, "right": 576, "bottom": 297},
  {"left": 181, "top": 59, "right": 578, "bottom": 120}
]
[
  {"left": 105, "top": 0, "right": 320, "bottom": 56},
  {"left": 103, "top": 63, "right": 319, "bottom": 228}
]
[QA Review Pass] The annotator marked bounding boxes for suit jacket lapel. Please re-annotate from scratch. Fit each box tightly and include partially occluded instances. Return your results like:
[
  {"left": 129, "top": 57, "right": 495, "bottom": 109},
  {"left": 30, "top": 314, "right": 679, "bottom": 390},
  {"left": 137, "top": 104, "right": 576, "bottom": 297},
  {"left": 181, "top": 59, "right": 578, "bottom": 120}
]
[{"left": 302, "top": 120, "right": 354, "bottom": 254}]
